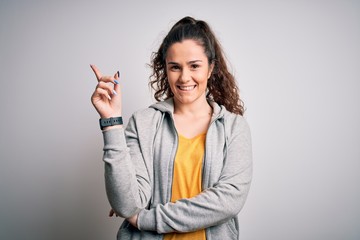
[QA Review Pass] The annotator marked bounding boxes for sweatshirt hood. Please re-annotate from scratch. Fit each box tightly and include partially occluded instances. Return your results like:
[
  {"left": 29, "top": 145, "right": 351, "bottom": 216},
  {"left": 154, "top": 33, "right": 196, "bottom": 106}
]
[{"left": 149, "top": 98, "right": 226, "bottom": 119}]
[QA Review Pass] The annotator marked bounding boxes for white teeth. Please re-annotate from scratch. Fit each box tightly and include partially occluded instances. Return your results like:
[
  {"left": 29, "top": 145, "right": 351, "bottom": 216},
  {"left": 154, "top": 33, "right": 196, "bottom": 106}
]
[{"left": 178, "top": 85, "right": 195, "bottom": 91}]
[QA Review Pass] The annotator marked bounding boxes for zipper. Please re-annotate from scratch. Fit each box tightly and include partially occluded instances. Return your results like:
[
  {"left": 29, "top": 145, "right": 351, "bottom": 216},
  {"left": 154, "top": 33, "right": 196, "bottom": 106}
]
[
  {"left": 167, "top": 112, "right": 179, "bottom": 203},
  {"left": 201, "top": 114, "right": 222, "bottom": 191}
]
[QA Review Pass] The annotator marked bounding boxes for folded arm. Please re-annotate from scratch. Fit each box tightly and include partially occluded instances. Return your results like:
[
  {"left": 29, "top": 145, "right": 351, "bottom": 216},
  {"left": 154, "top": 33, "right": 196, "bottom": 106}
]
[{"left": 137, "top": 124, "right": 252, "bottom": 233}]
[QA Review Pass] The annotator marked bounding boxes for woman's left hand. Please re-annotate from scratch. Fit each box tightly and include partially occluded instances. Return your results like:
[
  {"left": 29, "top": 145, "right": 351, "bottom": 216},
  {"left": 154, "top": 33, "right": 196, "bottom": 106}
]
[
  {"left": 109, "top": 209, "right": 138, "bottom": 228},
  {"left": 127, "top": 214, "right": 139, "bottom": 228},
  {"left": 109, "top": 209, "right": 119, "bottom": 217}
]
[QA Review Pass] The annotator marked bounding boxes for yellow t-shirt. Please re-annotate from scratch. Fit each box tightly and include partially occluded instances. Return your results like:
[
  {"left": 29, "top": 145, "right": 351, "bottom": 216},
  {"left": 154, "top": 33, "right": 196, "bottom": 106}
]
[{"left": 164, "top": 133, "right": 207, "bottom": 240}]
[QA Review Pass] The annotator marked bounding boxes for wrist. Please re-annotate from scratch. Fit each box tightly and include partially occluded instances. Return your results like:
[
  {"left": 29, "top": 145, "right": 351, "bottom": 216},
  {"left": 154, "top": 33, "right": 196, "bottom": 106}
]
[{"left": 100, "top": 113, "right": 122, "bottom": 119}]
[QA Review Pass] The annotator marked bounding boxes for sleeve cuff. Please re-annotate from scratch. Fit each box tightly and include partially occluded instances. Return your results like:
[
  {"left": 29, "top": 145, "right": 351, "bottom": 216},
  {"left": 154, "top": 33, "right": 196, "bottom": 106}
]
[
  {"left": 137, "top": 209, "right": 156, "bottom": 231},
  {"left": 102, "top": 128, "right": 127, "bottom": 150}
]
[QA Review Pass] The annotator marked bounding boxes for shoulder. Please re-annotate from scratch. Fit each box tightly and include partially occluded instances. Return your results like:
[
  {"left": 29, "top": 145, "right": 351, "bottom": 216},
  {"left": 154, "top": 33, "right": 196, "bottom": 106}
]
[
  {"left": 222, "top": 109, "right": 251, "bottom": 136},
  {"left": 129, "top": 107, "right": 163, "bottom": 127},
  {"left": 211, "top": 100, "right": 250, "bottom": 135},
  {"left": 127, "top": 100, "right": 173, "bottom": 132},
  {"left": 223, "top": 111, "right": 249, "bottom": 126},
  {"left": 132, "top": 107, "right": 160, "bottom": 118}
]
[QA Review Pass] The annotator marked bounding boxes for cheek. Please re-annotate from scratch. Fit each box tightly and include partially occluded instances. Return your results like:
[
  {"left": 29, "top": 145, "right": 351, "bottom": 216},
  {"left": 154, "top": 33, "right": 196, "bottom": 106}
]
[
  {"left": 167, "top": 74, "right": 178, "bottom": 92},
  {"left": 167, "top": 72, "right": 176, "bottom": 85},
  {"left": 197, "top": 71, "right": 210, "bottom": 84}
]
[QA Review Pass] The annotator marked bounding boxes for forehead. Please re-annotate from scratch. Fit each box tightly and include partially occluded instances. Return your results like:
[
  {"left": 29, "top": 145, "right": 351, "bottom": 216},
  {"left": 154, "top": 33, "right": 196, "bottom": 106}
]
[{"left": 166, "top": 39, "right": 207, "bottom": 61}]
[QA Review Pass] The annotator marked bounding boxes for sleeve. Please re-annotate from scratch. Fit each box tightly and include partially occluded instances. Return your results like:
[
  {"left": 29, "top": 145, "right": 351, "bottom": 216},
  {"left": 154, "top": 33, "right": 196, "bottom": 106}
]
[
  {"left": 137, "top": 119, "right": 253, "bottom": 233},
  {"left": 102, "top": 115, "right": 152, "bottom": 218}
]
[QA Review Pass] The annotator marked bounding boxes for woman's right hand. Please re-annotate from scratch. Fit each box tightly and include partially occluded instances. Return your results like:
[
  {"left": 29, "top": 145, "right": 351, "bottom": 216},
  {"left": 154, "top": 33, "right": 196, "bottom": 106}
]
[{"left": 90, "top": 64, "right": 122, "bottom": 119}]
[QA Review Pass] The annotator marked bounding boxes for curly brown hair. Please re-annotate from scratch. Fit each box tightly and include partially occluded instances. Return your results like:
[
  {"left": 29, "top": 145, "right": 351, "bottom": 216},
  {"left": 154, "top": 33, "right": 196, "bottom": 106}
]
[{"left": 149, "top": 16, "right": 244, "bottom": 115}]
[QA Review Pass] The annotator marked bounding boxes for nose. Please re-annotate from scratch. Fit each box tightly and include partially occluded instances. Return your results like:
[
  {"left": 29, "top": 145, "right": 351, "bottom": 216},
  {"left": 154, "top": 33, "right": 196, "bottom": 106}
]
[{"left": 179, "top": 68, "right": 191, "bottom": 83}]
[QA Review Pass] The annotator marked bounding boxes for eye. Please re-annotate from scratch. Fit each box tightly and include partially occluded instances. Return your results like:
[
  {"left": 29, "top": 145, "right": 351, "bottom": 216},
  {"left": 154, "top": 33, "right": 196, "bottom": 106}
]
[
  {"left": 169, "top": 65, "right": 180, "bottom": 71},
  {"left": 191, "top": 64, "right": 200, "bottom": 69}
]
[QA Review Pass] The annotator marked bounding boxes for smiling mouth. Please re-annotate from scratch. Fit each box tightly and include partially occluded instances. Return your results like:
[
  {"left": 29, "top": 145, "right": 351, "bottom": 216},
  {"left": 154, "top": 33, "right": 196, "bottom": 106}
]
[{"left": 177, "top": 85, "right": 196, "bottom": 91}]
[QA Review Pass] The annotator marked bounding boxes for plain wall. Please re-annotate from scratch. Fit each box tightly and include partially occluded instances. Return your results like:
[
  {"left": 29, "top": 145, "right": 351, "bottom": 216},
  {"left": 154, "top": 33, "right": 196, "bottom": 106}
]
[{"left": 0, "top": 0, "right": 359, "bottom": 239}]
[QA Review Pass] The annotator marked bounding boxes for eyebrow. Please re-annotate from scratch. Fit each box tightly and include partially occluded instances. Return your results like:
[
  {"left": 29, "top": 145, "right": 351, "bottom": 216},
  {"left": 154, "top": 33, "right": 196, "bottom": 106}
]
[{"left": 167, "top": 60, "right": 203, "bottom": 65}]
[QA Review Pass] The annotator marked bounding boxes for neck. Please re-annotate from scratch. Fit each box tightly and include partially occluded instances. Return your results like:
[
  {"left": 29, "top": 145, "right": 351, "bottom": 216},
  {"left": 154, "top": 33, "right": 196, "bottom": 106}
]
[{"left": 173, "top": 96, "right": 212, "bottom": 117}]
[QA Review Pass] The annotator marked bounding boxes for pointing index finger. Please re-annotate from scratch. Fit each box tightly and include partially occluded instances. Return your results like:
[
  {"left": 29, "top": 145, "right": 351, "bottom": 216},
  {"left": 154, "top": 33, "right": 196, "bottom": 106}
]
[{"left": 90, "top": 64, "right": 102, "bottom": 81}]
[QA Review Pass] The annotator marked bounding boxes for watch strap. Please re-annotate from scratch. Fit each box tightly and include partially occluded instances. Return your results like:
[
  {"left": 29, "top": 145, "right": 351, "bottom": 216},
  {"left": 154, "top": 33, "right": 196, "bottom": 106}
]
[{"left": 99, "top": 117, "right": 123, "bottom": 130}]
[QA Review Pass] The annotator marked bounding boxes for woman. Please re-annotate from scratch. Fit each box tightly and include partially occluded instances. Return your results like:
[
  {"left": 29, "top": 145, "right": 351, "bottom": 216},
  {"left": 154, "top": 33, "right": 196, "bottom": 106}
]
[{"left": 90, "top": 16, "right": 252, "bottom": 240}]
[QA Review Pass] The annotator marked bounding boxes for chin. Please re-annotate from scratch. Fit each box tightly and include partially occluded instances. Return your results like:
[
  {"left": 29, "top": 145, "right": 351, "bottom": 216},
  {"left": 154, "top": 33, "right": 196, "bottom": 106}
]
[{"left": 174, "top": 95, "right": 202, "bottom": 105}]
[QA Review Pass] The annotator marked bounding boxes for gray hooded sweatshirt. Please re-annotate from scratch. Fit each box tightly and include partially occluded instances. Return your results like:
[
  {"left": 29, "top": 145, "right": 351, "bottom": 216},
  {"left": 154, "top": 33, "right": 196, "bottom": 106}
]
[{"left": 102, "top": 98, "right": 252, "bottom": 239}]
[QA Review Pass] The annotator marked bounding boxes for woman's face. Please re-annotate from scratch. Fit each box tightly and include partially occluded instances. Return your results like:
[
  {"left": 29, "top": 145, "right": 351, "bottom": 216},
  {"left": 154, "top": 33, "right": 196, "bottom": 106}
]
[{"left": 165, "top": 39, "right": 214, "bottom": 106}]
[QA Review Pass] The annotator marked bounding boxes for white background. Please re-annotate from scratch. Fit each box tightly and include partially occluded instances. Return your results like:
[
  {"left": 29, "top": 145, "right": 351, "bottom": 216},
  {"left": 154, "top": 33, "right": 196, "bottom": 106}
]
[{"left": 0, "top": 0, "right": 359, "bottom": 239}]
